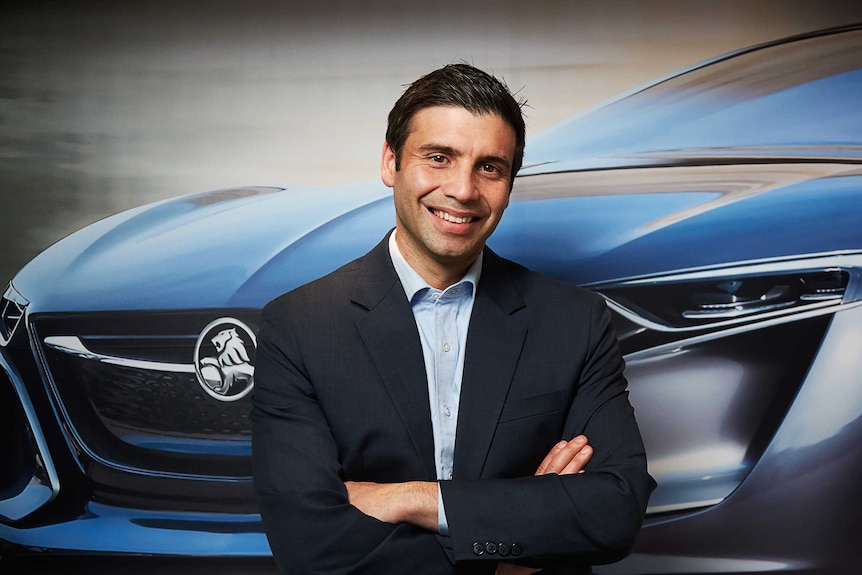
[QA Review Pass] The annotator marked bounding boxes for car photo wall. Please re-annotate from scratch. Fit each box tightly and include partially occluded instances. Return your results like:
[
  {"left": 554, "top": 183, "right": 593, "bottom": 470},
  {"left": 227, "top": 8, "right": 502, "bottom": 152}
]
[{"left": 3, "top": 1, "right": 862, "bottom": 573}]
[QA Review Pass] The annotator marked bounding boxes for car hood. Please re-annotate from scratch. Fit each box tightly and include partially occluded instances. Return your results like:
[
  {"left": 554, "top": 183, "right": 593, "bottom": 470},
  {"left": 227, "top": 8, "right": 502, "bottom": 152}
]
[
  {"left": 13, "top": 162, "right": 862, "bottom": 313},
  {"left": 522, "top": 27, "right": 862, "bottom": 170},
  {"left": 14, "top": 182, "right": 394, "bottom": 312},
  {"left": 495, "top": 163, "right": 862, "bottom": 286}
]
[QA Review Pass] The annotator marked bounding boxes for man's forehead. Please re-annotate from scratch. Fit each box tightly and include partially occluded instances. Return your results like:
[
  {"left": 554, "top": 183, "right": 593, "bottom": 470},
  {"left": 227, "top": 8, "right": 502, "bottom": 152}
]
[
  {"left": 405, "top": 106, "right": 515, "bottom": 142},
  {"left": 408, "top": 105, "right": 507, "bottom": 128}
]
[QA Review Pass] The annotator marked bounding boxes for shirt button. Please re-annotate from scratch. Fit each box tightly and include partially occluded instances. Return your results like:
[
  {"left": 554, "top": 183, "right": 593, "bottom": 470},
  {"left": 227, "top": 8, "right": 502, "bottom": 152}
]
[
  {"left": 442, "top": 342, "right": 450, "bottom": 352},
  {"left": 448, "top": 471, "right": 453, "bottom": 479},
  {"left": 444, "top": 406, "right": 451, "bottom": 417}
]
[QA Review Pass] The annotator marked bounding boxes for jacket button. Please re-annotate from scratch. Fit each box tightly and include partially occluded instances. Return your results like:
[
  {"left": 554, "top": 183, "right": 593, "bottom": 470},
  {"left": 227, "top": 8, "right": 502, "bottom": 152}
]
[
  {"left": 511, "top": 543, "right": 523, "bottom": 556},
  {"left": 484, "top": 542, "right": 498, "bottom": 554},
  {"left": 472, "top": 542, "right": 485, "bottom": 556},
  {"left": 497, "top": 542, "right": 510, "bottom": 557}
]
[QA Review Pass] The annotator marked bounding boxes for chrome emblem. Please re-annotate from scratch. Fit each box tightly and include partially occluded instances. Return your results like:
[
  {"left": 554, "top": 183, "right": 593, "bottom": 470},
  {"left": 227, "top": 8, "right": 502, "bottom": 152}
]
[{"left": 194, "top": 318, "right": 256, "bottom": 402}]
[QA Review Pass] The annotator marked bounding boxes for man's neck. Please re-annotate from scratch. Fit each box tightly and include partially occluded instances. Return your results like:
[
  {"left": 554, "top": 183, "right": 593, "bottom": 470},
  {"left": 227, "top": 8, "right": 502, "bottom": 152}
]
[{"left": 392, "top": 230, "right": 477, "bottom": 291}]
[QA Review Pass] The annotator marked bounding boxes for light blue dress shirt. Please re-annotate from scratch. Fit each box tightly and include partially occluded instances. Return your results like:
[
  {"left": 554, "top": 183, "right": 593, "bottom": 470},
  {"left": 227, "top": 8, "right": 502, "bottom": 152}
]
[{"left": 388, "top": 231, "right": 481, "bottom": 537}]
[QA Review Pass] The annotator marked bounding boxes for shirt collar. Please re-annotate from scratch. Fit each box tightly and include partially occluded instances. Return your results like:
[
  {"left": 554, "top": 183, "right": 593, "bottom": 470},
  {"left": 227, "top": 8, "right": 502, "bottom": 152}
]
[{"left": 388, "top": 229, "right": 482, "bottom": 301}]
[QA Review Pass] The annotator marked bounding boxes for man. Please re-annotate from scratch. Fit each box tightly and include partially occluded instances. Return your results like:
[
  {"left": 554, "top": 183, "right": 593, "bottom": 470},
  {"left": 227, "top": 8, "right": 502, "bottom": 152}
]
[{"left": 252, "top": 64, "right": 654, "bottom": 574}]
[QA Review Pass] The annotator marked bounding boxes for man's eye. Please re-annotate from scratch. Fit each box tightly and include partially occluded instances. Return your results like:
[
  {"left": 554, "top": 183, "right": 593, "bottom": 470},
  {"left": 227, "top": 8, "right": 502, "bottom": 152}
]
[
  {"left": 481, "top": 163, "right": 500, "bottom": 173},
  {"left": 430, "top": 155, "right": 447, "bottom": 163}
]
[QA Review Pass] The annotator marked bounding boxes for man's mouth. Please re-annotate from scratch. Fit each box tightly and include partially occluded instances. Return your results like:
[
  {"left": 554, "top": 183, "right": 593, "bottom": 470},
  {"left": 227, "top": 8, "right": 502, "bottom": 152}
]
[{"left": 431, "top": 208, "right": 477, "bottom": 224}]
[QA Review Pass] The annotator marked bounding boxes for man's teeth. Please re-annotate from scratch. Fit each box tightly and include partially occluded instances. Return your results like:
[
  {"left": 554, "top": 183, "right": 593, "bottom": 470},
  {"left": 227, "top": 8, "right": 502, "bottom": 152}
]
[{"left": 432, "top": 209, "right": 472, "bottom": 224}]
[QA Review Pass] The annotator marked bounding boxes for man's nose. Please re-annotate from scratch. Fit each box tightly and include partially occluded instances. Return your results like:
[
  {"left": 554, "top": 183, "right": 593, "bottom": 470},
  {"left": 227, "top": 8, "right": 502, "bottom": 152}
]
[{"left": 443, "top": 166, "right": 479, "bottom": 202}]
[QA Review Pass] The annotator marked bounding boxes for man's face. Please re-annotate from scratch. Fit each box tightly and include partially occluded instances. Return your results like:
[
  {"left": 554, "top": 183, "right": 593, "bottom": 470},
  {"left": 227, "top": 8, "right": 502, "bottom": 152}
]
[{"left": 381, "top": 105, "right": 516, "bottom": 286}]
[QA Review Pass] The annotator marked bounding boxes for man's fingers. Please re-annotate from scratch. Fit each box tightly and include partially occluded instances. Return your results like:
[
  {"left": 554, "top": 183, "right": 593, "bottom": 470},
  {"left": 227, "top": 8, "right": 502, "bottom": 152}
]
[
  {"left": 534, "top": 435, "right": 590, "bottom": 475},
  {"left": 561, "top": 444, "right": 592, "bottom": 474},
  {"left": 534, "top": 441, "right": 567, "bottom": 475}
]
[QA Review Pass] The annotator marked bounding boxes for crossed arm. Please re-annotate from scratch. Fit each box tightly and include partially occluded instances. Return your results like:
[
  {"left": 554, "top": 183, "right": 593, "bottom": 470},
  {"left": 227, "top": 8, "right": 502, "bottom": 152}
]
[
  {"left": 345, "top": 435, "right": 593, "bottom": 529},
  {"left": 345, "top": 436, "right": 593, "bottom": 574}
]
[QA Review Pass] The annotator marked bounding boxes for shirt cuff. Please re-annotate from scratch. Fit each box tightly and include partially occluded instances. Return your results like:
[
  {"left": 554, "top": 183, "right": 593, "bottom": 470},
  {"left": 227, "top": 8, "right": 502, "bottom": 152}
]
[{"left": 437, "top": 483, "right": 450, "bottom": 536}]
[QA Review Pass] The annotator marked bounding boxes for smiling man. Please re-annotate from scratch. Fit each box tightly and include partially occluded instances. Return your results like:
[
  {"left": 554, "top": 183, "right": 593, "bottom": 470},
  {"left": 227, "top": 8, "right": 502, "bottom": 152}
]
[
  {"left": 384, "top": 104, "right": 514, "bottom": 289},
  {"left": 252, "top": 64, "right": 654, "bottom": 574}
]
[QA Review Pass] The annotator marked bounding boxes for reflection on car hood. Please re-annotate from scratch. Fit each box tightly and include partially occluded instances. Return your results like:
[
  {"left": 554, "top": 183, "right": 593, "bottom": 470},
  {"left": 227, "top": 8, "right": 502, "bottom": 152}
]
[
  {"left": 14, "top": 182, "right": 393, "bottom": 312},
  {"left": 523, "top": 27, "right": 862, "bottom": 169},
  {"left": 13, "top": 163, "right": 862, "bottom": 313},
  {"left": 494, "top": 164, "right": 862, "bottom": 285}
]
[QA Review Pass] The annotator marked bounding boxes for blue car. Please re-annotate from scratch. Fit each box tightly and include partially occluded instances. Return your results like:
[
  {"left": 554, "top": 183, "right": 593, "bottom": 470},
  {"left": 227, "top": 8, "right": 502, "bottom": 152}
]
[{"left": 2, "top": 24, "right": 861, "bottom": 573}]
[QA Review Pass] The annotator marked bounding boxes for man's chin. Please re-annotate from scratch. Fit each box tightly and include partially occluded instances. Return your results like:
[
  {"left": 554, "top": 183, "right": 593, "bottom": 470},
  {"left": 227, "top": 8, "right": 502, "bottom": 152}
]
[{"left": 428, "top": 243, "right": 484, "bottom": 267}]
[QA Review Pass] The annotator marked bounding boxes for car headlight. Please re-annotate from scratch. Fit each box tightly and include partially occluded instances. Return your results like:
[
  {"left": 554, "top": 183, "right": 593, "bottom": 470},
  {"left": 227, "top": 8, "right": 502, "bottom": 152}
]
[
  {"left": 594, "top": 255, "right": 860, "bottom": 334},
  {"left": 1, "top": 283, "right": 28, "bottom": 346}
]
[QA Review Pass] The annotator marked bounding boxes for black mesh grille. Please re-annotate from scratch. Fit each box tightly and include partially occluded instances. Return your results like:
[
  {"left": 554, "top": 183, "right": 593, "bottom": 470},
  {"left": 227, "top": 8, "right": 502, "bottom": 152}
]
[{"left": 31, "top": 310, "right": 259, "bottom": 477}]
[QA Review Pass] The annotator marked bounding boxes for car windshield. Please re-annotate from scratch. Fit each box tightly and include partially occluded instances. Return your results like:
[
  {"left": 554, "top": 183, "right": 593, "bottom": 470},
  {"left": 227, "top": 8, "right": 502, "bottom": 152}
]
[{"left": 527, "top": 27, "right": 862, "bottom": 163}]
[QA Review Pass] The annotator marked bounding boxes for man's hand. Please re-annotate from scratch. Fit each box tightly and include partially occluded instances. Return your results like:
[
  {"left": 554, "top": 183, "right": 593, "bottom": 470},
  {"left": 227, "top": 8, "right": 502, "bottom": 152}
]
[
  {"left": 497, "top": 435, "right": 592, "bottom": 575},
  {"left": 535, "top": 435, "right": 592, "bottom": 476},
  {"left": 344, "top": 480, "right": 439, "bottom": 532}
]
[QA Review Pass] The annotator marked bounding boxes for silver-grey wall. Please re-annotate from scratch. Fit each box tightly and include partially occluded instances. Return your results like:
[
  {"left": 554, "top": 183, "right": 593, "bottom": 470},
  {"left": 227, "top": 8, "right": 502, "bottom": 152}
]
[{"left": 2, "top": 0, "right": 862, "bottom": 285}]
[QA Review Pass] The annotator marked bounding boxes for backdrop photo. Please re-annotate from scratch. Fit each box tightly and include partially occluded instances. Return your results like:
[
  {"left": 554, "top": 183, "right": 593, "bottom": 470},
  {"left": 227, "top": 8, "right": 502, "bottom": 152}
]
[{"left": 2, "top": 1, "right": 862, "bottom": 574}]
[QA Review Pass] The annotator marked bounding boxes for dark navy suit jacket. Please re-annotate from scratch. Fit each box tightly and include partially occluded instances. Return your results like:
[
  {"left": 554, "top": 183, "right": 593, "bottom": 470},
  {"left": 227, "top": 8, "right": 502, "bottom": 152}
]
[{"left": 252, "top": 234, "right": 654, "bottom": 574}]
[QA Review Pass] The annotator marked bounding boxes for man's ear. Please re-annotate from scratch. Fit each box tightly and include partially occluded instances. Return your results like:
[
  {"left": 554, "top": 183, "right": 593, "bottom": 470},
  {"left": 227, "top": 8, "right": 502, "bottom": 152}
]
[{"left": 381, "top": 142, "right": 397, "bottom": 188}]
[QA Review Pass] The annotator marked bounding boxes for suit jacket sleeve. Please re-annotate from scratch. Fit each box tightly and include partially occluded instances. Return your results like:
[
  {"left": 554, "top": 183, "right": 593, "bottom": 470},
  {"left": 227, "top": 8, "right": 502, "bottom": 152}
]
[
  {"left": 252, "top": 304, "right": 460, "bottom": 574},
  {"left": 440, "top": 293, "right": 655, "bottom": 568}
]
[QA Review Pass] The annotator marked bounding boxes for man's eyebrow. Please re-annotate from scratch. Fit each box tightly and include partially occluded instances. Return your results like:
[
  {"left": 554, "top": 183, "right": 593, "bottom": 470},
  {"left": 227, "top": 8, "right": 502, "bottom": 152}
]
[
  {"left": 416, "top": 143, "right": 459, "bottom": 156},
  {"left": 477, "top": 153, "right": 512, "bottom": 171}
]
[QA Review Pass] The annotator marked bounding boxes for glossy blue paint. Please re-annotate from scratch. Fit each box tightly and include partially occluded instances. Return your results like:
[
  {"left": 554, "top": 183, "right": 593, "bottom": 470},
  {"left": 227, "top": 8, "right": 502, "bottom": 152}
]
[
  {"left": 0, "top": 502, "right": 270, "bottom": 555},
  {"left": 525, "top": 29, "right": 862, "bottom": 166}
]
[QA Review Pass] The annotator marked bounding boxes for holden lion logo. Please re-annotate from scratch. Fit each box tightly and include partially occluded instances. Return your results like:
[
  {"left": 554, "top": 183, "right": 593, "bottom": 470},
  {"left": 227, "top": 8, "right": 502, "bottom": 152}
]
[{"left": 194, "top": 318, "right": 256, "bottom": 401}]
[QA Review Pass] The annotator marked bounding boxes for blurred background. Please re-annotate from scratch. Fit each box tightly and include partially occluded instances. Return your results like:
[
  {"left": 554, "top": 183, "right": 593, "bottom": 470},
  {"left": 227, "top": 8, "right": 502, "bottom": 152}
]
[{"left": 2, "top": 0, "right": 862, "bottom": 285}]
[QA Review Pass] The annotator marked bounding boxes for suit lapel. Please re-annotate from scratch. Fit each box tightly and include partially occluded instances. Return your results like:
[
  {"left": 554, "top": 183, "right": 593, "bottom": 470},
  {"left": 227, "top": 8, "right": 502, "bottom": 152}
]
[
  {"left": 352, "top": 235, "right": 437, "bottom": 480},
  {"left": 455, "top": 250, "right": 527, "bottom": 480}
]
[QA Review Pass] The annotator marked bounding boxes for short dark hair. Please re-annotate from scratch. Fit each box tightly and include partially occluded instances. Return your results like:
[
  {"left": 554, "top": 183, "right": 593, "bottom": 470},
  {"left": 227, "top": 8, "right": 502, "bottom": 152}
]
[{"left": 386, "top": 63, "right": 526, "bottom": 186}]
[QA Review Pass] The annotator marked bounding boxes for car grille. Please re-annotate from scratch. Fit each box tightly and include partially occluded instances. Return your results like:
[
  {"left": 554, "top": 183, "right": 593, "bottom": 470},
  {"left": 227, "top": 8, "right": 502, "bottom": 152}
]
[{"left": 31, "top": 310, "right": 260, "bottom": 478}]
